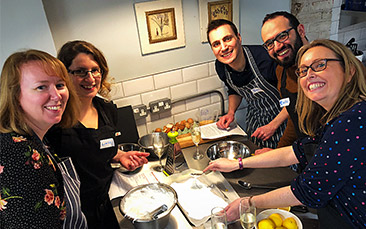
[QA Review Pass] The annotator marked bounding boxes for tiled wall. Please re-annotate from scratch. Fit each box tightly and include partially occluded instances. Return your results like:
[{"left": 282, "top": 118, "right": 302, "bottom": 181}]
[{"left": 110, "top": 61, "right": 228, "bottom": 137}]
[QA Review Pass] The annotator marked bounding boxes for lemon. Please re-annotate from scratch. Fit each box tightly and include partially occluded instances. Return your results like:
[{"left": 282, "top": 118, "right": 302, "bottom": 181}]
[
  {"left": 277, "top": 206, "right": 291, "bottom": 211},
  {"left": 275, "top": 227, "right": 287, "bottom": 229},
  {"left": 283, "top": 217, "right": 298, "bottom": 229},
  {"left": 258, "top": 218, "right": 276, "bottom": 229},
  {"left": 269, "top": 213, "right": 283, "bottom": 227}
]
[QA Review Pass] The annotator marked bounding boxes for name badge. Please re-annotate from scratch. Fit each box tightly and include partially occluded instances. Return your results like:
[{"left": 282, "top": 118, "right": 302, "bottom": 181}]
[
  {"left": 100, "top": 138, "right": 115, "bottom": 149},
  {"left": 279, "top": 97, "right": 290, "bottom": 107},
  {"left": 251, "top": 87, "right": 264, "bottom": 94}
]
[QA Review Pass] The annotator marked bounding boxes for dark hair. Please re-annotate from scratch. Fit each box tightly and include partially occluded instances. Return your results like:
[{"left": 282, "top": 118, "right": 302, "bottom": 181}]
[
  {"left": 58, "top": 40, "right": 112, "bottom": 99},
  {"left": 207, "top": 19, "right": 239, "bottom": 44},
  {"left": 262, "top": 11, "right": 300, "bottom": 28}
]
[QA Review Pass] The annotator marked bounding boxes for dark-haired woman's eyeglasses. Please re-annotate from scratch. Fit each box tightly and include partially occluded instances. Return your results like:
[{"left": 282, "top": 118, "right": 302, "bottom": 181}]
[
  {"left": 295, "top": 59, "right": 342, "bottom": 78},
  {"left": 68, "top": 68, "right": 102, "bottom": 78}
]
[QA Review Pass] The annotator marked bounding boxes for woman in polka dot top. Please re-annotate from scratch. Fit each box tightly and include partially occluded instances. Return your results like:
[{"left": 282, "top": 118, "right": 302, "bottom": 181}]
[{"left": 203, "top": 39, "right": 366, "bottom": 228}]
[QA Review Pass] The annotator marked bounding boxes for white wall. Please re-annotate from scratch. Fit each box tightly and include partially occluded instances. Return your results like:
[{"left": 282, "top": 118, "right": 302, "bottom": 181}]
[
  {"left": 0, "top": 0, "right": 56, "bottom": 68},
  {"left": 41, "top": 0, "right": 290, "bottom": 82}
]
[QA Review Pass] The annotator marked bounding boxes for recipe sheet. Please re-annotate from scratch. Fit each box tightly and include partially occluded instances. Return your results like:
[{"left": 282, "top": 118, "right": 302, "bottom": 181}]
[{"left": 200, "top": 122, "right": 247, "bottom": 139}]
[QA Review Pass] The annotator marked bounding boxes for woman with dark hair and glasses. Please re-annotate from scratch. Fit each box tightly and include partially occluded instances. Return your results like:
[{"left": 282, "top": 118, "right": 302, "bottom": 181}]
[
  {"left": 204, "top": 39, "right": 366, "bottom": 228},
  {"left": 46, "top": 40, "right": 149, "bottom": 228}
]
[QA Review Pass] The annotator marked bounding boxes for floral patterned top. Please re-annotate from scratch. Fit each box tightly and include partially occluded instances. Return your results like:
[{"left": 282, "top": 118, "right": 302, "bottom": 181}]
[{"left": 0, "top": 132, "right": 65, "bottom": 228}]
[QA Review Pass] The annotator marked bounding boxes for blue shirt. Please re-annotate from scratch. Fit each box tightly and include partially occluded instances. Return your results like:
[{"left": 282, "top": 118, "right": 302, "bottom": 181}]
[{"left": 291, "top": 101, "right": 366, "bottom": 227}]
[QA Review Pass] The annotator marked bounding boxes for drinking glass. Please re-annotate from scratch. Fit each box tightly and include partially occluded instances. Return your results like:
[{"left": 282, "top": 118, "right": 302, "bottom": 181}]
[
  {"left": 211, "top": 207, "right": 227, "bottom": 229},
  {"left": 240, "top": 197, "right": 256, "bottom": 229},
  {"left": 152, "top": 134, "right": 164, "bottom": 172},
  {"left": 191, "top": 122, "right": 203, "bottom": 160}
]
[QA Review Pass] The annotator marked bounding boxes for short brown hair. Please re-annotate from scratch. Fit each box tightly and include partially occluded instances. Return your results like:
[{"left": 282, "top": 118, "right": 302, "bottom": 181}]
[
  {"left": 57, "top": 40, "right": 112, "bottom": 99},
  {"left": 296, "top": 39, "right": 366, "bottom": 136},
  {"left": 0, "top": 49, "right": 80, "bottom": 135}
]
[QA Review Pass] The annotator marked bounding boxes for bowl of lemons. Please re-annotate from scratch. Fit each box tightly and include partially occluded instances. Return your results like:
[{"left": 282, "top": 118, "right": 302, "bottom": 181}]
[{"left": 256, "top": 209, "right": 302, "bottom": 229}]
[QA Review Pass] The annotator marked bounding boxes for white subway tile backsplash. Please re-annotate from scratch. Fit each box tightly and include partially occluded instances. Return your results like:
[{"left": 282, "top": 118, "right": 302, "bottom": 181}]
[
  {"left": 182, "top": 63, "right": 209, "bottom": 82},
  {"left": 114, "top": 95, "right": 142, "bottom": 108},
  {"left": 173, "top": 109, "right": 199, "bottom": 123},
  {"left": 154, "top": 69, "right": 182, "bottom": 89},
  {"left": 123, "top": 76, "right": 154, "bottom": 96},
  {"left": 141, "top": 88, "right": 170, "bottom": 105},
  {"left": 171, "top": 101, "right": 186, "bottom": 115},
  {"left": 170, "top": 81, "right": 197, "bottom": 100},
  {"left": 197, "top": 75, "right": 224, "bottom": 93},
  {"left": 110, "top": 82, "right": 123, "bottom": 100},
  {"left": 208, "top": 61, "right": 217, "bottom": 76},
  {"left": 186, "top": 94, "right": 211, "bottom": 110}
]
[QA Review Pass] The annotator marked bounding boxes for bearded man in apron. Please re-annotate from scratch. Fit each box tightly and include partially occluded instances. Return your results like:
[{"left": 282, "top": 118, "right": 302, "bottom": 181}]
[{"left": 207, "top": 19, "right": 285, "bottom": 149}]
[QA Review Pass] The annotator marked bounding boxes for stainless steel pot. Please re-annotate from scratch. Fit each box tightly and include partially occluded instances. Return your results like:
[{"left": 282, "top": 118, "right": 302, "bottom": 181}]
[
  {"left": 206, "top": 140, "right": 251, "bottom": 160},
  {"left": 119, "top": 183, "right": 177, "bottom": 229},
  {"left": 138, "top": 132, "right": 170, "bottom": 159}
]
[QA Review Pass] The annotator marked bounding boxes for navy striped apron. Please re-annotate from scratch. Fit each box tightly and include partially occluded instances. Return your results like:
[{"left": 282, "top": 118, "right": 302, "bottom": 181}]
[{"left": 225, "top": 47, "right": 285, "bottom": 148}]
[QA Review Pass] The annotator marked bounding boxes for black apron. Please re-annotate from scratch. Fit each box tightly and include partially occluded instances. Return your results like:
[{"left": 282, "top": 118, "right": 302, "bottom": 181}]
[
  {"left": 280, "top": 68, "right": 306, "bottom": 139},
  {"left": 58, "top": 107, "right": 119, "bottom": 229},
  {"left": 226, "top": 47, "right": 285, "bottom": 148}
]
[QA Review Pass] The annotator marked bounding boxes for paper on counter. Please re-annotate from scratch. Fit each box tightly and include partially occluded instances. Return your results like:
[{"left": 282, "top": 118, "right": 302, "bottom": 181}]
[
  {"left": 200, "top": 122, "right": 247, "bottom": 139},
  {"left": 170, "top": 178, "right": 228, "bottom": 226}
]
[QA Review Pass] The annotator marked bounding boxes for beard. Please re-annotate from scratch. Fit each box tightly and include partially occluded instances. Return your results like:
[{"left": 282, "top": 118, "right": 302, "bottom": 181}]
[{"left": 273, "top": 31, "right": 303, "bottom": 68}]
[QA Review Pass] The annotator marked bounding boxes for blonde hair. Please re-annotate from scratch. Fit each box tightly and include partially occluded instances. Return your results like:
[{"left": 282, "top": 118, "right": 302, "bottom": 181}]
[
  {"left": 296, "top": 39, "right": 366, "bottom": 136},
  {"left": 0, "top": 49, "right": 80, "bottom": 135}
]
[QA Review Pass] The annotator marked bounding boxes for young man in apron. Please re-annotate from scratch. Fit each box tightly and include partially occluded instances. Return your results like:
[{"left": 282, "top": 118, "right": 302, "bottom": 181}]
[
  {"left": 207, "top": 19, "right": 285, "bottom": 149},
  {"left": 258, "top": 11, "right": 310, "bottom": 154}
]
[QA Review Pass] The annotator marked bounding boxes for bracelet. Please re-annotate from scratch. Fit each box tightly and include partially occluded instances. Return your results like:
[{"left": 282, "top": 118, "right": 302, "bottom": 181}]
[{"left": 238, "top": 157, "right": 244, "bottom": 170}]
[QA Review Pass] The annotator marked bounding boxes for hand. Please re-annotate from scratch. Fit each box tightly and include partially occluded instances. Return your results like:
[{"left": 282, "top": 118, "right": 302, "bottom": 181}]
[
  {"left": 115, "top": 150, "right": 149, "bottom": 171},
  {"left": 224, "top": 197, "right": 241, "bottom": 222},
  {"left": 202, "top": 158, "right": 238, "bottom": 173},
  {"left": 251, "top": 123, "right": 276, "bottom": 141},
  {"left": 216, "top": 113, "right": 235, "bottom": 129},
  {"left": 254, "top": 148, "right": 273, "bottom": 155}
]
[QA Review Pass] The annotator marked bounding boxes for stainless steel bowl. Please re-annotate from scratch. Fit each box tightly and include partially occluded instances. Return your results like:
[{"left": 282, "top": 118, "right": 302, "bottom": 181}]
[
  {"left": 206, "top": 141, "right": 251, "bottom": 160},
  {"left": 138, "top": 132, "right": 170, "bottom": 159},
  {"left": 119, "top": 183, "right": 177, "bottom": 229}
]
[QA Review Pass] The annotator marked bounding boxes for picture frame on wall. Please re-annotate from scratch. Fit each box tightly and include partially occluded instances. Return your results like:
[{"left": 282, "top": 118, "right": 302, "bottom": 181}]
[
  {"left": 135, "top": 0, "right": 185, "bottom": 55},
  {"left": 207, "top": 0, "right": 232, "bottom": 24},
  {"left": 199, "top": 0, "right": 239, "bottom": 43},
  {"left": 146, "top": 8, "right": 177, "bottom": 44}
]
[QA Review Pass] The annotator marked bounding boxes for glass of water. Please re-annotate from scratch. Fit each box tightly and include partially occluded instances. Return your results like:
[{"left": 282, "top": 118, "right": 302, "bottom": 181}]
[
  {"left": 211, "top": 207, "right": 227, "bottom": 229},
  {"left": 240, "top": 197, "right": 256, "bottom": 229}
]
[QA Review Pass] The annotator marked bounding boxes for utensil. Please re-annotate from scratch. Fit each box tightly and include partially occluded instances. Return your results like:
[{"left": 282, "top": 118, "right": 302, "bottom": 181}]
[
  {"left": 211, "top": 207, "right": 227, "bottom": 229},
  {"left": 206, "top": 141, "right": 251, "bottom": 160},
  {"left": 209, "top": 184, "right": 229, "bottom": 201},
  {"left": 240, "top": 197, "right": 256, "bottom": 229},
  {"left": 238, "top": 180, "right": 278, "bottom": 190},
  {"left": 119, "top": 183, "right": 177, "bottom": 229},
  {"left": 138, "top": 132, "right": 170, "bottom": 159}
]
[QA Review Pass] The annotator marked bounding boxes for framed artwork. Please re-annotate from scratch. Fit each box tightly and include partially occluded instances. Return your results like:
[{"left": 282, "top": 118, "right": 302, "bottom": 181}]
[
  {"left": 207, "top": 0, "right": 232, "bottom": 24},
  {"left": 134, "top": 0, "right": 185, "bottom": 55},
  {"left": 146, "top": 8, "right": 177, "bottom": 44},
  {"left": 199, "top": 0, "right": 239, "bottom": 43}
]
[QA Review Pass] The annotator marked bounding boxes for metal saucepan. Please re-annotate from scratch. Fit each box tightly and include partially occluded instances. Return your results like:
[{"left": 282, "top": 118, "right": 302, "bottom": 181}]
[
  {"left": 206, "top": 140, "right": 251, "bottom": 160},
  {"left": 119, "top": 183, "right": 177, "bottom": 229}
]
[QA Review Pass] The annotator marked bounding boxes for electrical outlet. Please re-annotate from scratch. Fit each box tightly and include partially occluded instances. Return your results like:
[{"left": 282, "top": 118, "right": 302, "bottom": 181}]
[
  {"left": 132, "top": 104, "right": 147, "bottom": 119},
  {"left": 149, "top": 101, "right": 160, "bottom": 113},
  {"left": 161, "top": 98, "right": 171, "bottom": 111}
]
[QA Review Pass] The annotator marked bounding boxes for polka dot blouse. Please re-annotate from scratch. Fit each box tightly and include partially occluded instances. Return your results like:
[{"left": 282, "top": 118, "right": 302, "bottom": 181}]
[{"left": 291, "top": 101, "right": 366, "bottom": 227}]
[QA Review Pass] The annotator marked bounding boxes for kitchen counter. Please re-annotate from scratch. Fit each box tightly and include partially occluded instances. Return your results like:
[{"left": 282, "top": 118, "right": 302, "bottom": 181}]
[{"left": 111, "top": 135, "right": 319, "bottom": 228}]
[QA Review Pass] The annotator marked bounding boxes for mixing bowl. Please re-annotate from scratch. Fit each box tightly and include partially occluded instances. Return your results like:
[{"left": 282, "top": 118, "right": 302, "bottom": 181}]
[
  {"left": 206, "top": 141, "right": 251, "bottom": 160},
  {"left": 119, "top": 183, "right": 177, "bottom": 229},
  {"left": 138, "top": 132, "right": 170, "bottom": 159}
]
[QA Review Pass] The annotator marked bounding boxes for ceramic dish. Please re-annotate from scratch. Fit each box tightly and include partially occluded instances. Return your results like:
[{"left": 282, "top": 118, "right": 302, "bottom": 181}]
[{"left": 256, "top": 209, "right": 303, "bottom": 229}]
